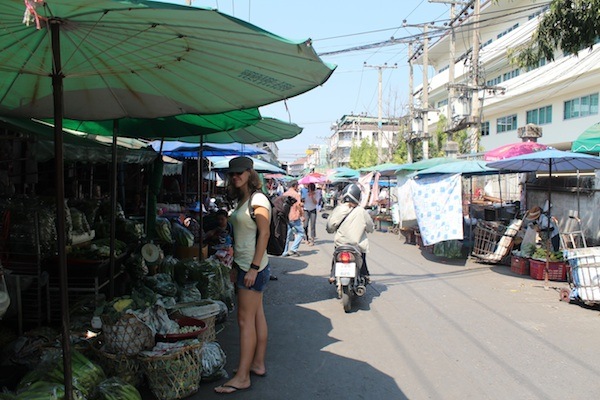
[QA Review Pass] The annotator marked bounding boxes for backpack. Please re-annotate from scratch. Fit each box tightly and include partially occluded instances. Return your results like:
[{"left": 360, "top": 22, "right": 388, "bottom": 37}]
[{"left": 250, "top": 191, "right": 297, "bottom": 256}]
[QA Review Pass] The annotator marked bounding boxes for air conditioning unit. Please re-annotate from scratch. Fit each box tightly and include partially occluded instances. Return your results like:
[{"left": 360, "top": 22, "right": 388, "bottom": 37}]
[{"left": 518, "top": 124, "right": 542, "bottom": 139}]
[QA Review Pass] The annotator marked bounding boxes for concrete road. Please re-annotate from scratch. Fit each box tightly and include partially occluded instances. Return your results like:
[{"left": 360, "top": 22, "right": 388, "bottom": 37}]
[{"left": 181, "top": 217, "right": 600, "bottom": 400}]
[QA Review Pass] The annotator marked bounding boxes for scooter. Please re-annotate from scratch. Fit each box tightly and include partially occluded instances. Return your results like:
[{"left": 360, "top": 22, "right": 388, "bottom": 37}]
[{"left": 332, "top": 244, "right": 367, "bottom": 312}]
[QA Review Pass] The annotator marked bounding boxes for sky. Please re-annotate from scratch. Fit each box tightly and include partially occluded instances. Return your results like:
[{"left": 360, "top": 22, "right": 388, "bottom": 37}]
[{"left": 168, "top": 0, "right": 452, "bottom": 162}]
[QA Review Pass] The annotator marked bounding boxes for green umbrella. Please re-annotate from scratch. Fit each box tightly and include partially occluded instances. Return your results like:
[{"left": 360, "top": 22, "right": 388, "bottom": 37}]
[
  {"left": 395, "top": 157, "right": 461, "bottom": 172},
  {"left": 0, "top": 2, "right": 334, "bottom": 395},
  {"left": 572, "top": 122, "right": 600, "bottom": 153}
]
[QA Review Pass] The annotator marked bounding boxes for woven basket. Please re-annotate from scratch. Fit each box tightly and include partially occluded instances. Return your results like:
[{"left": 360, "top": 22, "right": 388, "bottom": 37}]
[
  {"left": 139, "top": 342, "right": 203, "bottom": 400},
  {"left": 199, "top": 316, "right": 216, "bottom": 343},
  {"left": 101, "top": 313, "right": 154, "bottom": 355},
  {"left": 91, "top": 344, "right": 143, "bottom": 387}
]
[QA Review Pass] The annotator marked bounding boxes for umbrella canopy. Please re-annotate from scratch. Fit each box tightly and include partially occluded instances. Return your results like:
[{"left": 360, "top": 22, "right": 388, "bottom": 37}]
[
  {"left": 413, "top": 160, "right": 499, "bottom": 178},
  {"left": 571, "top": 122, "right": 600, "bottom": 154},
  {"left": 1, "top": 0, "right": 336, "bottom": 119},
  {"left": 484, "top": 141, "right": 548, "bottom": 161},
  {"left": 298, "top": 172, "right": 326, "bottom": 185},
  {"left": 360, "top": 163, "right": 407, "bottom": 177},
  {"left": 209, "top": 156, "right": 286, "bottom": 174},
  {"left": 326, "top": 167, "right": 359, "bottom": 181},
  {"left": 149, "top": 141, "right": 266, "bottom": 158},
  {"left": 395, "top": 157, "right": 460, "bottom": 172},
  {"left": 487, "top": 149, "right": 600, "bottom": 173}
]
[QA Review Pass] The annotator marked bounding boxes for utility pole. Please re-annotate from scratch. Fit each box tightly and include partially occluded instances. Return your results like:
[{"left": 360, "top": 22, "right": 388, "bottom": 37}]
[
  {"left": 407, "top": 41, "right": 414, "bottom": 163},
  {"left": 468, "top": 0, "right": 481, "bottom": 153},
  {"left": 422, "top": 24, "right": 430, "bottom": 160},
  {"left": 364, "top": 62, "right": 397, "bottom": 163}
]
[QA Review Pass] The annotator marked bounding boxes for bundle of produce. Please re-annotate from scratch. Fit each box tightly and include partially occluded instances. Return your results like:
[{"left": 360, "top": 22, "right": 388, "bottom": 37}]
[
  {"left": 512, "top": 243, "right": 537, "bottom": 258},
  {"left": 70, "top": 206, "right": 92, "bottom": 235},
  {"left": 199, "top": 258, "right": 235, "bottom": 310},
  {"left": 116, "top": 219, "right": 144, "bottom": 243},
  {"left": 531, "top": 247, "right": 564, "bottom": 262},
  {"left": 143, "top": 273, "right": 178, "bottom": 297},
  {"left": 17, "top": 350, "right": 105, "bottom": 399},
  {"left": 124, "top": 253, "right": 148, "bottom": 281},
  {"left": 170, "top": 222, "right": 194, "bottom": 247},
  {"left": 155, "top": 217, "right": 174, "bottom": 245},
  {"left": 70, "top": 238, "right": 128, "bottom": 260},
  {"left": 94, "top": 377, "right": 142, "bottom": 400},
  {"left": 200, "top": 342, "right": 228, "bottom": 382},
  {"left": 159, "top": 255, "right": 178, "bottom": 278}
]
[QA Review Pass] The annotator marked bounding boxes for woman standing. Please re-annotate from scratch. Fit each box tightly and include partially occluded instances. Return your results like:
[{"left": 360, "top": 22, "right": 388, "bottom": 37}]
[
  {"left": 303, "top": 183, "right": 321, "bottom": 245},
  {"left": 214, "top": 156, "right": 271, "bottom": 394}
]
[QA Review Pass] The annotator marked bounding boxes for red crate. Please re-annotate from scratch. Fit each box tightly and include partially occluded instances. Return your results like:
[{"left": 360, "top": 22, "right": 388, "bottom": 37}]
[
  {"left": 510, "top": 256, "right": 529, "bottom": 275},
  {"left": 529, "top": 259, "right": 568, "bottom": 281}
]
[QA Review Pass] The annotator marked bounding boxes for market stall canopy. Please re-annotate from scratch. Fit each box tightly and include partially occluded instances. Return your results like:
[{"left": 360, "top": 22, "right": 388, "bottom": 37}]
[
  {"left": 360, "top": 163, "right": 407, "bottom": 177},
  {"left": 571, "top": 122, "right": 600, "bottom": 154},
  {"left": 412, "top": 160, "right": 500, "bottom": 178},
  {"left": 0, "top": 117, "right": 158, "bottom": 164},
  {"left": 326, "top": 167, "right": 359, "bottom": 182},
  {"left": 0, "top": 0, "right": 336, "bottom": 119},
  {"left": 484, "top": 141, "right": 548, "bottom": 161},
  {"left": 149, "top": 141, "right": 266, "bottom": 159},
  {"left": 209, "top": 156, "right": 286, "bottom": 174},
  {"left": 395, "top": 157, "right": 460, "bottom": 173}
]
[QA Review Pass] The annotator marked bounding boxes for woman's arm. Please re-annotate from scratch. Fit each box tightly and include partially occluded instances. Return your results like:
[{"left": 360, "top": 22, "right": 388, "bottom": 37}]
[{"left": 252, "top": 204, "right": 270, "bottom": 266}]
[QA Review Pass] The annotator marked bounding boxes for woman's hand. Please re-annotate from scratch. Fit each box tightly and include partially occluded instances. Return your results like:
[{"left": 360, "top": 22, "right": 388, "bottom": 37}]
[{"left": 244, "top": 268, "right": 258, "bottom": 288}]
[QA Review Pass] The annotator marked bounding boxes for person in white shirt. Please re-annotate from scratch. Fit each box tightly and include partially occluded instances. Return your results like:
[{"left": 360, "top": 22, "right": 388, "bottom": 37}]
[{"left": 303, "top": 183, "right": 321, "bottom": 245}]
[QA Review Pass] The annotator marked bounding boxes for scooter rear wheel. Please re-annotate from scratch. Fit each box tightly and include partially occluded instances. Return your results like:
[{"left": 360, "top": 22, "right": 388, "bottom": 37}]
[{"left": 342, "top": 286, "right": 352, "bottom": 312}]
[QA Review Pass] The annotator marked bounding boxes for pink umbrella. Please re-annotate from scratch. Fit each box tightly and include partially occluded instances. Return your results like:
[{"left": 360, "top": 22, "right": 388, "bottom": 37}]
[
  {"left": 484, "top": 141, "right": 548, "bottom": 161},
  {"left": 298, "top": 172, "right": 326, "bottom": 184}
]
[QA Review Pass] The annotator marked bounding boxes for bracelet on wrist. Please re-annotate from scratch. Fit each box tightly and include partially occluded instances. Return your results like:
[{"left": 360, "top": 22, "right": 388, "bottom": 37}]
[{"left": 250, "top": 263, "right": 260, "bottom": 270}]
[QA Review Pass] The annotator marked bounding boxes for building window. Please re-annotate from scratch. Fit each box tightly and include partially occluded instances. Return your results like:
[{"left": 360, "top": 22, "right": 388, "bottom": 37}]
[
  {"left": 502, "top": 69, "right": 520, "bottom": 81},
  {"left": 480, "top": 121, "right": 490, "bottom": 136},
  {"left": 497, "top": 23, "right": 519, "bottom": 39},
  {"left": 526, "top": 105, "right": 552, "bottom": 125},
  {"left": 438, "top": 65, "right": 449, "bottom": 73},
  {"left": 564, "top": 93, "right": 599, "bottom": 120},
  {"left": 437, "top": 99, "right": 448, "bottom": 108},
  {"left": 497, "top": 114, "right": 517, "bottom": 133}
]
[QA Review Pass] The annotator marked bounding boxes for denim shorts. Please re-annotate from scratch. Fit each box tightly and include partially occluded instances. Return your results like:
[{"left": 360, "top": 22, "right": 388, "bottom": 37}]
[{"left": 236, "top": 264, "right": 270, "bottom": 292}]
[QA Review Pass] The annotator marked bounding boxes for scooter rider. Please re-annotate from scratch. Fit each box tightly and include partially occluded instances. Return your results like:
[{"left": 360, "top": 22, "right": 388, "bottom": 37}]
[{"left": 326, "top": 183, "right": 374, "bottom": 283}]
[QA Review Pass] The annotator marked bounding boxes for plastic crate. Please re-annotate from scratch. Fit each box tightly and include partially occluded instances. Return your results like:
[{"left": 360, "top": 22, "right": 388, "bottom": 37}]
[
  {"left": 564, "top": 247, "right": 600, "bottom": 302},
  {"left": 510, "top": 256, "right": 529, "bottom": 275},
  {"left": 529, "top": 259, "right": 568, "bottom": 281}
]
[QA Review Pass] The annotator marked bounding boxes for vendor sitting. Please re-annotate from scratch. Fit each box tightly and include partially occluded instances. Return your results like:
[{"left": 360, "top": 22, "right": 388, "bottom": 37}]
[
  {"left": 204, "top": 209, "right": 233, "bottom": 251},
  {"left": 526, "top": 205, "right": 560, "bottom": 252}
]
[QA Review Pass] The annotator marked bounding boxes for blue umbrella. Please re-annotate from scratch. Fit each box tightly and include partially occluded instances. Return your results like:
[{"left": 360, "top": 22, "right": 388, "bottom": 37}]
[
  {"left": 209, "top": 156, "right": 285, "bottom": 174},
  {"left": 488, "top": 149, "right": 600, "bottom": 237},
  {"left": 149, "top": 141, "right": 266, "bottom": 158}
]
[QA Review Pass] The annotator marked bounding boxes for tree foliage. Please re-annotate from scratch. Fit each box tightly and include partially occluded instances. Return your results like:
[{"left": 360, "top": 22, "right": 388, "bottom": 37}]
[
  {"left": 349, "top": 138, "right": 378, "bottom": 169},
  {"left": 511, "top": 0, "right": 600, "bottom": 67}
]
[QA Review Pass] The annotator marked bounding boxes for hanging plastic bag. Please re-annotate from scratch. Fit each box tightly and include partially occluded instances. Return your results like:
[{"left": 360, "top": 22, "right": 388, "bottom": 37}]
[{"left": 0, "top": 264, "right": 10, "bottom": 319}]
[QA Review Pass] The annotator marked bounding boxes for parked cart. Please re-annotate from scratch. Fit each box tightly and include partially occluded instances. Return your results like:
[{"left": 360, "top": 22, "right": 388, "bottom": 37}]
[
  {"left": 471, "top": 218, "right": 523, "bottom": 264},
  {"left": 560, "top": 247, "right": 600, "bottom": 305}
]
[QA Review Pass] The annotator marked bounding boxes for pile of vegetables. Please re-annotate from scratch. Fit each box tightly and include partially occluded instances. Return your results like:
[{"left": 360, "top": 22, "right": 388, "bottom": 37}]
[
  {"left": 513, "top": 243, "right": 538, "bottom": 258},
  {"left": 531, "top": 247, "right": 564, "bottom": 262},
  {"left": 70, "top": 239, "right": 128, "bottom": 260}
]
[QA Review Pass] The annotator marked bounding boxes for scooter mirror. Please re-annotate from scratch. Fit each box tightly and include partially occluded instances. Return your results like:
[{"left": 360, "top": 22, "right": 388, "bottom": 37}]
[{"left": 321, "top": 213, "right": 329, "bottom": 219}]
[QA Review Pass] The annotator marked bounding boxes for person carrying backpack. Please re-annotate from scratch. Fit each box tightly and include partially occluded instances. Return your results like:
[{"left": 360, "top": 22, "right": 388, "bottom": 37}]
[{"left": 215, "top": 156, "right": 270, "bottom": 394}]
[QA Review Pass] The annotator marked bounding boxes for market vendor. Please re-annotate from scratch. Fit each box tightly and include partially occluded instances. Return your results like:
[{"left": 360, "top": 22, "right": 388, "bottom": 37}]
[
  {"left": 526, "top": 205, "right": 560, "bottom": 252},
  {"left": 204, "top": 209, "right": 233, "bottom": 251}
]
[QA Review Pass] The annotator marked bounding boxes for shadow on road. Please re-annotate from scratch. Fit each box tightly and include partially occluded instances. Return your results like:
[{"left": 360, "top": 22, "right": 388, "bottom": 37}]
[{"left": 185, "top": 257, "right": 405, "bottom": 400}]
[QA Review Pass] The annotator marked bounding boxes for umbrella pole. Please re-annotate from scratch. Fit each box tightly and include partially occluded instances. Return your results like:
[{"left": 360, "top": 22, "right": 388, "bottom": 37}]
[
  {"left": 544, "top": 160, "right": 553, "bottom": 290},
  {"left": 51, "top": 22, "right": 74, "bottom": 400},
  {"left": 199, "top": 136, "right": 204, "bottom": 259},
  {"left": 108, "top": 120, "right": 118, "bottom": 300}
]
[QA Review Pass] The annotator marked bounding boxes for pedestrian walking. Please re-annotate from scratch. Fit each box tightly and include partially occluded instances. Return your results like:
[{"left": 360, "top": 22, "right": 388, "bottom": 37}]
[
  {"left": 303, "top": 183, "right": 321, "bottom": 245},
  {"left": 282, "top": 180, "right": 305, "bottom": 256}
]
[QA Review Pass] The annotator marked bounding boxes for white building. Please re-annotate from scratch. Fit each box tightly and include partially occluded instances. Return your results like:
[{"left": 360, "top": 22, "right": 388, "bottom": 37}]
[
  {"left": 418, "top": 0, "right": 598, "bottom": 152},
  {"left": 329, "top": 114, "right": 400, "bottom": 167}
]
